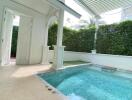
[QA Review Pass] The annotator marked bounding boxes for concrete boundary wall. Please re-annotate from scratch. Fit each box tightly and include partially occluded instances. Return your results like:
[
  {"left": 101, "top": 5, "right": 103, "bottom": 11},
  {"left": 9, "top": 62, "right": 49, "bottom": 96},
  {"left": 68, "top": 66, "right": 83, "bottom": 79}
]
[{"left": 49, "top": 50, "right": 132, "bottom": 71}]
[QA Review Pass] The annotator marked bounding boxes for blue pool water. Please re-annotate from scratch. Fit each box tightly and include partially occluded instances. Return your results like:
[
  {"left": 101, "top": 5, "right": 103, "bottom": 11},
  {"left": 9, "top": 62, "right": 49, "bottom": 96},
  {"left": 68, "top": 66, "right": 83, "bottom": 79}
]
[{"left": 38, "top": 65, "right": 132, "bottom": 100}]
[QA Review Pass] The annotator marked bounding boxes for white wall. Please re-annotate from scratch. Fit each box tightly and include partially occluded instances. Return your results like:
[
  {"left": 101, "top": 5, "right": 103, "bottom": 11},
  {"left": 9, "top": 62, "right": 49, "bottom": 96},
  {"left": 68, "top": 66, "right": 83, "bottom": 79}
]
[
  {"left": 63, "top": 51, "right": 82, "bottom": 61},
  {"left": 1, "top": 10, "right": 14, "bottom": 65},
  {"left": 29, "top": 15, "right": 46, "bottom": 64},
  {"left": 81, "top": 53, "right": 132, "bottom": 71},
  {"left": 49, "top": 51, "right": 132, "bottom": 71},
  {"left": 0, "top": 0, "right": 49, "bottom": 65},
  {"left": 0, "top": 0, "right": 5, "bottom": 64},
  {"left": 16, "top": 16, "right": 33, "bottom": 65},
  {"left": 48, "top": 50, "right": 82, "bottom": 62}
]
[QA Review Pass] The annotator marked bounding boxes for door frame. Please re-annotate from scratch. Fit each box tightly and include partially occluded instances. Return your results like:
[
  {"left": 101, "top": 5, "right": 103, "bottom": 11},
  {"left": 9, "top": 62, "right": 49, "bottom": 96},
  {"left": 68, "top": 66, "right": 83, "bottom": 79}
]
[
  {"left": 0, "top": 8, "right": 14, "bottom": 66},
  {"left": 0, "top": 7, "right": 33, "bottom": 66}
]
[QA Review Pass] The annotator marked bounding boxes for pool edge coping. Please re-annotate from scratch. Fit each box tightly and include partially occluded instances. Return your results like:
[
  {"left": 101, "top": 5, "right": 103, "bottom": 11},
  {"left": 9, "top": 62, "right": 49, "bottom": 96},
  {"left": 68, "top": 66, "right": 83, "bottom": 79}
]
[{"left": 34, "top": 74, "right": 68, "bottom": 99}]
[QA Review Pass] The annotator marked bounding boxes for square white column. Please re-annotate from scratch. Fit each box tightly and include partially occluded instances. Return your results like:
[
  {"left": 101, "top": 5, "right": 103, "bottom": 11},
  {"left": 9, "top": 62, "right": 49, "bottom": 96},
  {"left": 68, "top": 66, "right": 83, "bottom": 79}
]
[
  {"left": 53, "top": 46, "right": 65, "bottom": 69},
  {"left": 92, "top": 18, "right": 99, "bottom": 54},
  {"left": 53, "top": 8, "right": 64, "bottom": 70},
  {"left": 42, "top": 46, "right": 49, "bottom": 65}
]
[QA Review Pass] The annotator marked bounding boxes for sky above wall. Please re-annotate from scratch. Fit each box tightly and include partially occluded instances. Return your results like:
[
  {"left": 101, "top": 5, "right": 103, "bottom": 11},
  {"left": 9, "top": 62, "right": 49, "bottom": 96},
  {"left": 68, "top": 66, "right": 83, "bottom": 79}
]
[
  {"left": 13, "top": 16, "right": 20, "bottom": 26},
  {"left": 64, "top": 0, "right": 91, "bottom": 28}
]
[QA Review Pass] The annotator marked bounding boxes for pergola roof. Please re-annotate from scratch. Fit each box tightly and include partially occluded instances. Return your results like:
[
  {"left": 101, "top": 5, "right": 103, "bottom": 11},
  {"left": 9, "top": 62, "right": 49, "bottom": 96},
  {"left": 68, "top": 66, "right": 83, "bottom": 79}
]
[{"left": 75, "top": 0, "right": 132, "bottom": 18}]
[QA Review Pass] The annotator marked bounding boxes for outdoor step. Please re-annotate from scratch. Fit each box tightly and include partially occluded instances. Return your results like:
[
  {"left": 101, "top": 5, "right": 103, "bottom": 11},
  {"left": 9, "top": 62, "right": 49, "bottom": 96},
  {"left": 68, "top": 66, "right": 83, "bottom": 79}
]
[{"left": 101, "top": 66, "right": 117, "bottom": 72}]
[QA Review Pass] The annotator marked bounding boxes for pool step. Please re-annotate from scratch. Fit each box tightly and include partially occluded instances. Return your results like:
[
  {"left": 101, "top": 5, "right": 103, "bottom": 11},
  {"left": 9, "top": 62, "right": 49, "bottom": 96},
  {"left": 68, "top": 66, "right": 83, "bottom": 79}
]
[{"left": 101, "top": 66, "right": 117, "bottom": 72}]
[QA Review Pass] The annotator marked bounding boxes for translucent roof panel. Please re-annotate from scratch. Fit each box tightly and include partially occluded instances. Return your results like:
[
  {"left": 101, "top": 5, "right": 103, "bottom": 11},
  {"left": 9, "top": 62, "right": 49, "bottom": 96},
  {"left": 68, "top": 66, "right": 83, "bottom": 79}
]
[{"left": 74, "top": 0, "right": 132, "bottom": 18}]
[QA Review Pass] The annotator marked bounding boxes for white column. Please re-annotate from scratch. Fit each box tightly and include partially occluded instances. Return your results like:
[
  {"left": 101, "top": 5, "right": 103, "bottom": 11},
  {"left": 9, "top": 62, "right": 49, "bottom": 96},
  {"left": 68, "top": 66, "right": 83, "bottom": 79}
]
[
  {"left": 0, "top": 3, "right": 3, "bottom": 65},
  {"left": 53, "top": 9, "right": 65, "bottom": 69},
  {"left": 1, "top": 10, "right": 14, "bottom": 65},
  {"left": 16, "top": 16, "right": 33, "bottom": 65},
  {"left": 41, "top": 24, "right": 50, "bottom": 65},
  {"left": 53, "top": 45, "right": 65, "bottom": 69},
  {"left": 41, "top": 46, "right": 49, "bottom": 65},
  {"left": 92, "top": 18, "right": 99, "bottom": 54},
  {"left": 121, "top": 9, "right": 126, "bottom": 21},
  {"left": 57, "top": 9, "right": 64, "bottom": 47}
]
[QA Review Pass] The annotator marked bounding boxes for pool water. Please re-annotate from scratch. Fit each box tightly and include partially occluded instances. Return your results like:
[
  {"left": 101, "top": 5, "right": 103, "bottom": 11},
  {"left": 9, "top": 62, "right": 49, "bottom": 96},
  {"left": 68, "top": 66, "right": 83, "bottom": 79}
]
[{"left": 38, "top": 65, "right": 132, "bottom": 100}]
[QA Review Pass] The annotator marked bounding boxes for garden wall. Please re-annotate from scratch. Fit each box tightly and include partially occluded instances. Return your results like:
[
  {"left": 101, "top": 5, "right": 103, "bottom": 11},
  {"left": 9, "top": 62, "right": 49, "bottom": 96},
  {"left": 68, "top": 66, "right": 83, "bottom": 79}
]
[{"left": 49, "top": 51, "right": 132, "bottom": 71}]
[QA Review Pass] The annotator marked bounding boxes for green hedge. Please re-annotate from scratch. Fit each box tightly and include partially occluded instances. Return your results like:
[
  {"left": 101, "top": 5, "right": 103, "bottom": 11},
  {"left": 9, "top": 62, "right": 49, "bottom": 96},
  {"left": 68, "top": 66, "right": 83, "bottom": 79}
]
[
  {"left": 48, "top": 24, "right": 58, "bottom": 50},
  {"left": 97, "top": 21, "right": 132, "bottom": 56},
  {"left": 11, "top": 20, "right": 132, "bottom": 57},
  {"left": 11, "top": 26, "right": 18, "bottom": 57},
  {"left": 48, "top": 21, "right": 132, "bottom": 56},
  {"left": 64, "top": 28, "right": 95, "bottom": 52},
  {"left": 48, "top": 24, "right": 95, "bottom": 52}
]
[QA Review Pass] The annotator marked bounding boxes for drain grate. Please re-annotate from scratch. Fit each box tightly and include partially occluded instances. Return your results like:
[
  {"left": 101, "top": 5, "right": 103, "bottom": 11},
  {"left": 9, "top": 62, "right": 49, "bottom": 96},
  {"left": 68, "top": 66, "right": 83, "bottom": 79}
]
[{"left": 45, "top": 84, "right": 57, "bottom": 94}]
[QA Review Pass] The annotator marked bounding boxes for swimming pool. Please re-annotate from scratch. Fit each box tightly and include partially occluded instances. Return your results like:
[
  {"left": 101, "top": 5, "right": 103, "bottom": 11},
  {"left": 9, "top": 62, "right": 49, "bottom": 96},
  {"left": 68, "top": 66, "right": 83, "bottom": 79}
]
[{"left": 38, "top": 64, "right": 132, "bottom": 100}]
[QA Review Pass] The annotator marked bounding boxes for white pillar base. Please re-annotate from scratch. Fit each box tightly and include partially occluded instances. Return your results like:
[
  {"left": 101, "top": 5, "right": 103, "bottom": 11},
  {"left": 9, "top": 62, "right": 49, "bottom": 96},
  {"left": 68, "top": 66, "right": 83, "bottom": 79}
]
[
  {"left": 53, "top": 45, "right": 65, "bottom": 70},
  {"left": 91, "top": 50, "right": 96, "bottom": 54},
  {"left": 42, "top": 46, "right": 49, "bottom": 65}
]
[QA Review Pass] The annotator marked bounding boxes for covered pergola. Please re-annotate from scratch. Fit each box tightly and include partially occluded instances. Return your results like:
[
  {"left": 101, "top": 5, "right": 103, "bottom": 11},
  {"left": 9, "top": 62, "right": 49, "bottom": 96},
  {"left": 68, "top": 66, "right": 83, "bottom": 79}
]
[
  {"left": 0, "top": 0, "right": 80, "bottom": 67},
  {"left": 44, "top": 0, "right": 132, "bottom": 69},
  {"left": 74, "top": 0, "right": 132, "bottom": 53},
  {"left": 75, "top": 0, "right": 132, "bottom": 17},
  {"left": 0, "top": 0, "right": 132, "bottom": 100},
  {"left": 0, "top": 0, "right": 132, "bottom": 69}
]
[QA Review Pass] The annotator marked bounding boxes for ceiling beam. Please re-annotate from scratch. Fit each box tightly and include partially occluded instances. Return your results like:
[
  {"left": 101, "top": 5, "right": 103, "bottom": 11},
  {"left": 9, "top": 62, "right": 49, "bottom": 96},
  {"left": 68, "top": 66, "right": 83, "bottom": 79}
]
[
  {"left": 75, "top": 0, "right": 101, "bottom": 19},
  {"left": 47, "top": 0, "right": 81, "bottom": 18}
]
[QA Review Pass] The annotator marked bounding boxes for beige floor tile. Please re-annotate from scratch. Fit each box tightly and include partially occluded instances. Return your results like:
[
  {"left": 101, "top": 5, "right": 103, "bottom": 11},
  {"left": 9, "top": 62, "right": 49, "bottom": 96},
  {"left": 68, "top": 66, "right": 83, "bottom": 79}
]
[{"left": 0, "top": 64, "right": 67, "bottom": 100}]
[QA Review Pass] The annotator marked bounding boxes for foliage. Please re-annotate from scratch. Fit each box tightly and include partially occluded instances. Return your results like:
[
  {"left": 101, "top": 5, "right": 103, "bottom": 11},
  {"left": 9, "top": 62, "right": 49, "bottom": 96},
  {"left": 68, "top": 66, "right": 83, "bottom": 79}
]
[
  {"left": 71, "top": 28, "right": 95, "bottom": 52},
  {"left": 11, "top": 20, "right": 132, "bottom": 56},
  {"left": 97, "top": 20, "right": 132, "bottom": 56},
  {"left": 48, "top": 24, "right": 95, "bottom": 52},
  {"left": 11, "top": 26, "right": 18, "bottom": 57},
  {"left": 118, "top": 21, "right": 132, "bottom": 55},
  {"left": 48, "top": 24, "right": 58, "bottom": 50}
]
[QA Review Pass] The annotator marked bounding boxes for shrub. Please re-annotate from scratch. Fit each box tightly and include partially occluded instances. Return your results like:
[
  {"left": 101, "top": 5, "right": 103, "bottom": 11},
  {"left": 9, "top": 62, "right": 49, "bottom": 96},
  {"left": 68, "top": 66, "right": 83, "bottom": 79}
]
[
  {"left": 48, "top": 24, "right": 95, "bottom": 52},
  {"left": 11, "top": 20, "right": 132, "bottom": 56},
  {"left": 11, "top": 26, "right": 18, "bottom": 57},
  {"left": 97, "top": 21, "right": 132, "bottom": 56}
]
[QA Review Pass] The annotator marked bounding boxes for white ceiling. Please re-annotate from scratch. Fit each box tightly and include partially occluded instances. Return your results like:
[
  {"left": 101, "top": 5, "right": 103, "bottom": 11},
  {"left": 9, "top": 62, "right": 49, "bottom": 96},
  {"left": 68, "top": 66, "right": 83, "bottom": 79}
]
[
  {"left": 12, "top": 0, "right": 52, "bottom": 15},
  {"left": 75, "top": 0, "right": 132, "bottom": 17}
]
